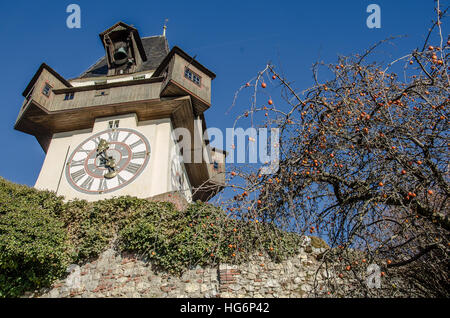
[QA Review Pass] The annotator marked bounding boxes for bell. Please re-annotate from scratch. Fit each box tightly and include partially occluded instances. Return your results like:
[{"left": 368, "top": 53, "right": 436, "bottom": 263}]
[{"left": 114, "top": 47, "right": 128, "bottom": 65}]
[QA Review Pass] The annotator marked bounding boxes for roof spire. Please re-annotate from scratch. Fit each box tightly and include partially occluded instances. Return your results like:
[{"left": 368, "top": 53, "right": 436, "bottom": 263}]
[{"left": 162, "top": 18, "right": 169, "bottom": 37}]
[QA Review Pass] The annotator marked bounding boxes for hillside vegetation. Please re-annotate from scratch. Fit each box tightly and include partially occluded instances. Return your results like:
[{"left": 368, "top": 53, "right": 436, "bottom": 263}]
[{"left": 0, "top": 177, "right": 304, "bottom": 298}]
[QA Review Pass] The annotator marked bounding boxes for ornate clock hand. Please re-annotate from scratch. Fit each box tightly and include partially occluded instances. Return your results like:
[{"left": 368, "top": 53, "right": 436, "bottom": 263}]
[
  {"left": 97, "top": 139, "right": 109, "bottom": 153},
  {"left": 96, "top": 139, "right": 118, "bottom": 179},
  {"left": 104, "top": 159, "right": 118, "bottom": 179}
]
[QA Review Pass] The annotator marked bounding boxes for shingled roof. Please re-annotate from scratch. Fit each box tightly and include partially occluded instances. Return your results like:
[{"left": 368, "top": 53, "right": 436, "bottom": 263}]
[{"left": 77, "top": 35, "right": 169, "bottom": 79}]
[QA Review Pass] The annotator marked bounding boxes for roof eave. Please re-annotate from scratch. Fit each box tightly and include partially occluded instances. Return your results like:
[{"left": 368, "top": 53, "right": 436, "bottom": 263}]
[
  {"left": 153, "top": 46, "right": 216, "bottom": 80},
  {"left": 22, "top": 63, "right": 72, "bottom": 97}
]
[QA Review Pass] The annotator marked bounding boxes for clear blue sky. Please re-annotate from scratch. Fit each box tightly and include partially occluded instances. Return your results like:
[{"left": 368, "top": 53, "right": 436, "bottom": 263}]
[{"left": 0, "top": 0, "right": 445, "bottom": 186}]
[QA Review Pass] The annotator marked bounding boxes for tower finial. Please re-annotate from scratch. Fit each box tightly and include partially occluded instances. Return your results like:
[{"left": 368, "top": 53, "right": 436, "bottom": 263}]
[{"left": 163, "top": 18, "right": 169, "bottom": 37}]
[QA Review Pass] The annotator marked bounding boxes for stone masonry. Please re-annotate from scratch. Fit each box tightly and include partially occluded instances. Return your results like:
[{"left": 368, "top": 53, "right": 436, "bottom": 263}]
[{"left": 28, "top": 238, "right": 334, "bottom": 298}]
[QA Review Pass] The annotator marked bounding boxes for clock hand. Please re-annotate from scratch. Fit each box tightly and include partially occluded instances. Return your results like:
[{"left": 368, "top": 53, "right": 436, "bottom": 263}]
[
  {"left": 97, "top": 139, "right": 109, "bottom": 153},
  {"left": 102, "top": 156, "right": 118, "bottom": 179},
  {"left": 95, "top": 139, "right": 118, "bottom": 179}
]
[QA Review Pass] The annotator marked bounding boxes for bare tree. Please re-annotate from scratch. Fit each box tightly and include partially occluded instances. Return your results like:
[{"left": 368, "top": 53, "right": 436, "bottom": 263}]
[{"left": 221, "top": 4, "right": 449, "bottom": 297}]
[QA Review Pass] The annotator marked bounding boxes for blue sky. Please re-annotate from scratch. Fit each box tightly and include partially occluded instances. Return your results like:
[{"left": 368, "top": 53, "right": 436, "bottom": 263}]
[{"left": 0, "top": 0, "right": 445, "bottom": 186}]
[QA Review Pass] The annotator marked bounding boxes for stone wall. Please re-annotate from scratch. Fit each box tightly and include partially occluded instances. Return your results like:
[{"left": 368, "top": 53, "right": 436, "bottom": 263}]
[{"left": 30, "top": 238, "right": 334, "bottom": 298}]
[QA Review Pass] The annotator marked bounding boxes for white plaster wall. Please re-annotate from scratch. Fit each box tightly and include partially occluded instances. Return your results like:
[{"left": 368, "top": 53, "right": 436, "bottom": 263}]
[{"left": 35, "top": 112, "right": 192, "bottom": 202}]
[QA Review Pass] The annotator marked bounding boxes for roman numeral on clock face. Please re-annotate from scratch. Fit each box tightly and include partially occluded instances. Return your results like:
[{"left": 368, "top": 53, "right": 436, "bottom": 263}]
[
  {"left": 92, "top": 137, "right": 102, "bottom": 147},
  {"left": 121, "top": 132, "right": 132, "bottom": 144},
  {"left": 77, "top": 148, "right": 92, "bottom": 155},
  {"left": 132, "top": 151, "right": 147, "bottom": 159},
  {"left": 71, "top": 159, "right": 85, "bottom": 167},
  {"left": 130, "top": 139, "right": 144, "bottom": 149},
  {"left": 71, "top": 169, "right": 86, "bottom": 183},
  {"left": 98, "top": 178, "right": 108, "bottom": 191},
  {"left": 125, "top": 162, "right": 142, "bottom": 174},
  {"left": 80, "top": 176, "right": 94, "bottom": 190},
  {"left": 108, "top": 131, "right": 119, "bottom": 142},
  {"left": 117, "top": 174, "right": 127, "bottom": 185}
]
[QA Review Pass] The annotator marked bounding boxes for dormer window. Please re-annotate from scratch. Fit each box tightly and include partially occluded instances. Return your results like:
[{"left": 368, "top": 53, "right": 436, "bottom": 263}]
[
  {"left": 64, "top": 92, "right": 75, "bottom": 100},
  {"left": 108, "top": 120, "right": 120, "bottom": 129},
  {"left": 42, "top": 83, "right": 52, "bottom": 97},
  {"left": 184, "top": 67, "right": 201, "bottom": 86}
]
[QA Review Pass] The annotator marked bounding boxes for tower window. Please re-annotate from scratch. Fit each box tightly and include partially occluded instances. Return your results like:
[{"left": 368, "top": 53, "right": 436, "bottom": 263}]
[
  {"left": 95, "top": 89, "right": 109, "bottom": 96},
  {"left": 184, "top": 67, "right": 201, "bottom": 86},
  {"left": 108, "top": 120, "right": 120, "bottom": 129},
  {"left": 213, "top": 161, "right": 219, "bottom": 170},
  {"left": 64, "top": 92, "right": 75, "bottom": 100},
  {"left": 42, "top": 83, "right": 52, "bottom": 97}
]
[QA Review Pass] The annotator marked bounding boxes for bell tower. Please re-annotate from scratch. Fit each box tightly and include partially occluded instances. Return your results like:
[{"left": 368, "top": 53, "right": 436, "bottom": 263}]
[
  {"left": 14, "top": 21, "right": 226, "bottom": 202},
  {"left": 100, "top": 22, "right": 147, "bottom": 75}
]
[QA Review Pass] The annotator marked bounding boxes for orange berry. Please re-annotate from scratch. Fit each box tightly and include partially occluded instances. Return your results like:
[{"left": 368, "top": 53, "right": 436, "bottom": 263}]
[{"left": 261, "top": 82, "right": 267, "bottom": 88}]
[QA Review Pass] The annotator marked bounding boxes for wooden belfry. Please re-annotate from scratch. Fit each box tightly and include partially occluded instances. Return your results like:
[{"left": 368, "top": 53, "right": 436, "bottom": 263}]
[{"left": 15, "top": 22, "right": 225, "bottom": 202}]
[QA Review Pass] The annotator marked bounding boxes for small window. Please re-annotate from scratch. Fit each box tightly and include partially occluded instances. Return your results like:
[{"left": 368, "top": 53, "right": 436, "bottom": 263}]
[
  {"left": 184, "top": 67, "right": 201, "bottom": 86},
  {"left": 64, "top": 92, "right": 75, "bottom": 100},
  {"left": 42, "top": 83, "right": 52, "bottom": 97},
  {"left": 133, "top": 75, "right": 145, "bottom": 80},
  {"left": 213, "top": 161, "right": 219, "bottom": 170},
  {"left": 109, "top": 120, "right": 119, "bottom": 129},
  {"left": 95, "top": 89, "right": 109, "bottom": 97}
]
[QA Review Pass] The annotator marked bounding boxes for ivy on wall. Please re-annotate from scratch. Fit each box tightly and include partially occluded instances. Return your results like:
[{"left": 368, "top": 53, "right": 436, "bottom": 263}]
[{"left": 0, "top": 177, "right": 307, "bottom": 297}]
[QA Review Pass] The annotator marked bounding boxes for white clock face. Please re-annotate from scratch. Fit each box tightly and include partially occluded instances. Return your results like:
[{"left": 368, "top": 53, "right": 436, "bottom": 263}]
[{"left": 65, "top": 128, "right": 151, "bottom": 194}]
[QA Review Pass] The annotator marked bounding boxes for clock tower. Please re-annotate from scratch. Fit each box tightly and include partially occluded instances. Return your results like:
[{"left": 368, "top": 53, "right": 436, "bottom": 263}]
[{"left": 15, "top": 22, "right": 225, "bottom": 202}]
